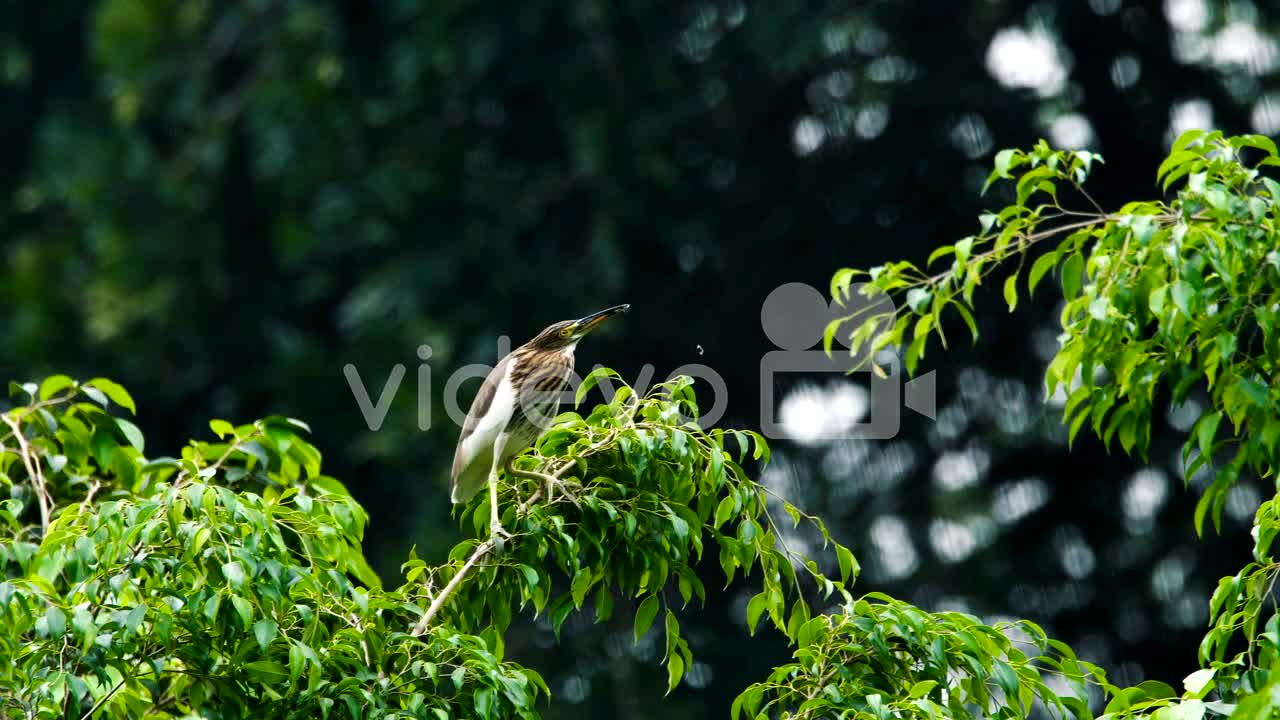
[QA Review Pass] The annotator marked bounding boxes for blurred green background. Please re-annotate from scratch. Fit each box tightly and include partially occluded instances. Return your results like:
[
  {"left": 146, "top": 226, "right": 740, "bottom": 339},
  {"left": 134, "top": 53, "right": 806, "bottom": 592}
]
[{"left": 2, "top": 0, "right": 1277, "bottom": 716}]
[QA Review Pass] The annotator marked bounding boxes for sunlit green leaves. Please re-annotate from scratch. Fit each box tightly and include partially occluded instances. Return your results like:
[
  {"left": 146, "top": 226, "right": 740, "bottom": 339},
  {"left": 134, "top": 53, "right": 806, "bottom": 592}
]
[
  {"left": 634, "top": 594, "right": 660, "bottom": 644},
  {"left": 84, "top": 377, "right": 136, "bottom": 414},
  {"left": 0, "top": 375, "right": 545, "bottom": 719},
  {"left": 736, "top": 597, "right": 1107, "bottom": 720},
  {"left": 824, "top": 134, "right": 1280, "bottom": 720},
  {"left": 425, "top": 375, "right": 857, "bottom": 701}
]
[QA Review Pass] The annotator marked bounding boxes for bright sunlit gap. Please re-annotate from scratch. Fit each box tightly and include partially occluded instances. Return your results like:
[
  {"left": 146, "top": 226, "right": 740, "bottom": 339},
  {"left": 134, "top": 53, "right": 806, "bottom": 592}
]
[
  {"left": 986, "top": 26, "right": 1068, "bottom": 97},
  {"left": 777, "top": 381, "right": 869, "bottom": 445}
]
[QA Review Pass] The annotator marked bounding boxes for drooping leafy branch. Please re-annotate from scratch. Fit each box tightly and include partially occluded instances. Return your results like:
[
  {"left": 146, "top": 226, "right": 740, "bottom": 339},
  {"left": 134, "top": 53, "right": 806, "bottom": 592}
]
[
  {"left": 822, "top": 131, "right": 1280, "bottom": 719},
  {"left": 735, "top": 593, "right": 1112, "bottom": 720}
]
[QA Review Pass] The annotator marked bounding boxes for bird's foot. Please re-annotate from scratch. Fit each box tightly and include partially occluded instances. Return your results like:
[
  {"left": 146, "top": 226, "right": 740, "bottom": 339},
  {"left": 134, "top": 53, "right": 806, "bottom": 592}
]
[
  {"left": 490, "top": 518, "right": 513, "bottom": 553},
  {"left": 544, "top": 477, "right": 582, "bottom": 509},
  {"left": 504, "top": 458, "right": 581, "bottom": 509}
]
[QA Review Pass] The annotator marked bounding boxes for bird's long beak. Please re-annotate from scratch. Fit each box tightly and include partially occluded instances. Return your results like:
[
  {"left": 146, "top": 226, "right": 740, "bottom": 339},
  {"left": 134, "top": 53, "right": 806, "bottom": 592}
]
[{"left": 575, "top": 304, "right": 629, "bottom": 335}]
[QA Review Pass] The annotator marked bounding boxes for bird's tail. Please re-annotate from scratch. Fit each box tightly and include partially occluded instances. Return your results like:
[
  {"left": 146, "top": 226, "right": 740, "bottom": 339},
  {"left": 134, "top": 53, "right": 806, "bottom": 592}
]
[{"left": 450, "top": 452, "right": 491, "bottom": 504}]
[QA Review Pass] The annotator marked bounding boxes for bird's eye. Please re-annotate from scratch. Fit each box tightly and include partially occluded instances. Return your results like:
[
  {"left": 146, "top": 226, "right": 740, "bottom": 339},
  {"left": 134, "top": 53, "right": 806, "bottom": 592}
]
[{"left": 559, "top": 328, "right": 572, "bottom": 338}]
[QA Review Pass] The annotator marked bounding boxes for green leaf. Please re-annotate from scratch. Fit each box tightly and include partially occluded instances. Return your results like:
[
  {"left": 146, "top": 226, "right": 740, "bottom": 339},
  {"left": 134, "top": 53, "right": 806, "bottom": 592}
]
[
  {"left": 85, "top": 378, "right": 136, "bottom": 414},
  {"left": 952, "top": 302, "right": 979, "bottom": 342},
  {"left": 746, "top": 592, "right": 767, "bottom": 635},
  {"left": 1171, "top": 128, "right": 1204, "bottom": 153},
  {"left": 253, "top": 618, "right": 278, "bottom": 652},
  {"left": 906, "top": 287, "right": 932, "bottom": 314},
  {"left": 1171, "top": 280, "right": 1194, "bottom": 316},
  {"left": 115, "top": 418, "right": 145, "bottom": 453},
  {"left": 714, "top": 496, "right": 735, "bottom": 530},
  {"left": 44, "top": 606, "right": 66, "bottom": 636},
  {"left": 908, "top": 680, "right": 937, "bottom": 699},
  {"left": 1197, "top": 411, "right": 1222, "bottom": 458},
  {"left": 926, "top": 245, "right": 955, "bottom": 267},
  {"left": 204, "top": 593, "right": 222, "bottom": 623},
  {"left": 1061, "top": 252, "right": 1083, "bottom": 300},
  {"left": 231, "top": 595, "right": 253, "bottom": 628},
  {"left": 985, "top": 148, "right": 1019, "bottom": 191},
  {"left": 664, "top": 610, "right": 682, "bottom": 661},
  {"left": 240, "top": 440, "right": 270, "bottom": 468},
  {"left": 1003, "top": 273, "right": 1018, "bottom": 312},
  {"left": 81, "top": 386, "right": 108, "bottom": 408},
  {"left": 1088, "top": 297, "right": 1110, "bottom": 321},
  {"left": 665, "top": 503, "right": 690, "bottom": 542},
  {"left": 223, "top": 561, "right": 247, "bottom": 589},
  {"left": 474, "top": 687, "right": 495, "bottom": 719},
  {"left": 835, "top": 544, "right": 859, "bottom": 585},
  {"left": 1153, "top": 700, "right": 1206, "bottom": 720},
  {"left": 1237, "top": 133, "right": 1279, "bottom": 157},
  {"left": 571, "top": 569, "right": 592, "bottom": 609},
  {"left": 38, "top": 375, "right": 75, "bottom": 401},
  {"left": 71, "top": 606, "right": 97, "bottom": 649},
  {"left": 822, "top": 317, "right": 844, "bottom": 355},
  {"left": 830, "top": 268, "right": 857, "bottom": 302},
  {"left": 519, "top": 564, "right": 540, "bottom": 589},
  {"left": 1238, "top": 377, "right": 1270, "bottom": 408},
  {"left": 210, "top": 419, "right": 236, "bottom": 439},
  {"left": 1139, "top": 680, "right": 1176, "bottom": 700},
  {"left": 665, "top": 653, "right": 685, "bottom": 695},
  {"left": 244, "top": 660, "right": 290, "bottom": 684},
  {"left": 1182, "top": 668, "right": 1215, "bottom": 699},
  {"left": 576, "top": 367, "right": 621, "bottom": 407},
  {"left": 1028, "top": 252, "right": 1057, "bottom": 294},
  {"left": 123, "top": 604, "right": 145, "bottom": 635},
  {"left": 1149, "top": 285, "right": 1168, "bottom": 316},
  {"left": 634, "top": 595, "right": 659, "bottom": 644}
]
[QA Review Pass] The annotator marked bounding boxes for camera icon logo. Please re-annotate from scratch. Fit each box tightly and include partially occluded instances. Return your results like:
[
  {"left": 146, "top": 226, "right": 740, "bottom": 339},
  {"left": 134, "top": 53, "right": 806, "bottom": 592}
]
[{"left": 759, "top": 282, "right": 935, "bottom": 442}]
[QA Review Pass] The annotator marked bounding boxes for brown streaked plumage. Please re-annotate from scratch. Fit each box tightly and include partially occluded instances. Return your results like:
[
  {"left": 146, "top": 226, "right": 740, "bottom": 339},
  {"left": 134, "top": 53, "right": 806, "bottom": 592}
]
[{"left": 450, "top": 305, "right": 629, "bottom": 547}]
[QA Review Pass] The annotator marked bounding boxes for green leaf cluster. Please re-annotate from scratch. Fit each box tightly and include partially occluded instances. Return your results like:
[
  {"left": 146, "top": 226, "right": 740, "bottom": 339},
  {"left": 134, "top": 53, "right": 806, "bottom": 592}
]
[
  {"left": 0, "top": 373, "right": 860, "bottom": 717},
  {"left": 0, "top": 379, "right": 544, "bottom": 718},
  {"left": 736, "top": 595, "right": 1108, "bottom": 720},
  {"left": 825, "top": 132, "right": 1280, "bottom": 720}
]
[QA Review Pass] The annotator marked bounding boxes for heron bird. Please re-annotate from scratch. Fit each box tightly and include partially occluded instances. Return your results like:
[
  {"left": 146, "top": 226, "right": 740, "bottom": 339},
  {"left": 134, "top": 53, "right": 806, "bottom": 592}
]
[{"left": 451, "top": 304, "right": 629, "bottom": 547}]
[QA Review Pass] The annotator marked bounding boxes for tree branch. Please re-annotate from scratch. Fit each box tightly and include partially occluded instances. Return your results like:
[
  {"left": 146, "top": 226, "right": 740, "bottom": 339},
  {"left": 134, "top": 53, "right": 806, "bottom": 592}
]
[
  {"left": 2, "top": 414, "right": 51, "bottom": 534},
  {"left": 410, "top": 538, "right": 497, "bottom": 637},
  {"left": 410, "top": 444, "right": 609, "bottom": 637},
  {"left": 79, "top": 678, "right": 125, "bottom": 720}
]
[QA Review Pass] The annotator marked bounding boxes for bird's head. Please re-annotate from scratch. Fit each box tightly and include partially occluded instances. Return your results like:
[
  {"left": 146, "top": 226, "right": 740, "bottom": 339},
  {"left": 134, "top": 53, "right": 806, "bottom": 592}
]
[{"left": 527, "top": 304, "right": 630, "bottom": 351}]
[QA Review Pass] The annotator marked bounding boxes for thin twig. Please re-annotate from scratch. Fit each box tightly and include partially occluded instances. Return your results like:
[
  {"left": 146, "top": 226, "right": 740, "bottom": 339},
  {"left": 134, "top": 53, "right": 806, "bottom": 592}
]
[
  {"left": 175, "top": 432, "right": 256, "bottom": 489},
  {"left": 80, "top": 480, "right": 102, "bottom": 514},
  {"left": 80, "top": 679, "right": 125, "bottom": 720},
  {"left": 924, "top": 215, "right": 1110, "bottom": 288},
  {"left": 507, "top": 459, "right": 581, "bottom": 509},
  {"left": 2, "top": 414, "right": 51, "bottom": 533},
  {"left": 411, "top": 428, "right": 623, "bottom": 636},
  {"left": 410, "top": 538, "right": 498, "bottom": 637}
]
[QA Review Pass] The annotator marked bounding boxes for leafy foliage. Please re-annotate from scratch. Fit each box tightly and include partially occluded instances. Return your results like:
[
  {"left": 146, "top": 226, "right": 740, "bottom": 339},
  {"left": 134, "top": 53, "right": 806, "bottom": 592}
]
[
  {"left": 736, "top": 594, "right": 1108, "bottom": 720},
  {"left": 404, "top": 371, "right": 862, "bottom": 698},
  {"left": 0, "top": 372, "right": 861, "bottom": 717},
  {"left": 9, "top": 136, "right": 1280, "bottom": 719},
  {"left": 827, "top": 133, "right": 1280, "bottom": 719},
  {"left": 4, "top": 5, "right": 1273, "bottom": 711},
  {"left": 0, "top": 379, "right": 542, "bottom": 718}
]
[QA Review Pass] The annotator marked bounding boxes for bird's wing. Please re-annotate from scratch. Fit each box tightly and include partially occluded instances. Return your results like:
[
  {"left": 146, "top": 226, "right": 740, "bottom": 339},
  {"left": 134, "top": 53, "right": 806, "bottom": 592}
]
[{"left": 450, "top": 355, "right": 511, "bottom": 503}]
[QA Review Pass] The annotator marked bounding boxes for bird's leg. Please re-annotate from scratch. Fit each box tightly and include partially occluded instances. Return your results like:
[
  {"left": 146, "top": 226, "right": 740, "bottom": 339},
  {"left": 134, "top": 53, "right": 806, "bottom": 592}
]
[
  {"left": 489, "top": 434, "right": 513, "bottom": 552},
  {"left": 505, "top": 457, "right": 581, "bottom": 509}
]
